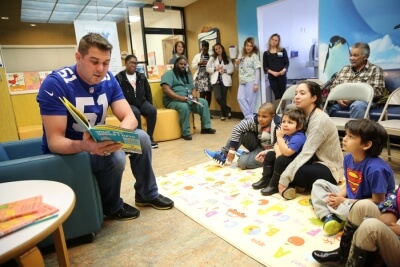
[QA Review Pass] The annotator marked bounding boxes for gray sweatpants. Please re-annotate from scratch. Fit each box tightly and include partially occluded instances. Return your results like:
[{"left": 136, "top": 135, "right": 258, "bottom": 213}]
[{"left": 311, "top": 179, "right": 342, "bottom": 219}]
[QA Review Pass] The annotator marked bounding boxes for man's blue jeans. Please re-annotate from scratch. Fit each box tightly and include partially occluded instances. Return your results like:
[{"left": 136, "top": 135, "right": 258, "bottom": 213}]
[
  {"left": 90, "top": 129, "right": 159, "bottom": 215},
  {"left": 329, "top": 100, "right": 368, "bottom": 118}
]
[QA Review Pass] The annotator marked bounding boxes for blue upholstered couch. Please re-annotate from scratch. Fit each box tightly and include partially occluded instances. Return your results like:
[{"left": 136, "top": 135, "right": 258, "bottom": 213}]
[
  {"left": 0, "top": 138, "right": 103, "bottom": 247},
  {"left": 330, "top": 69, "right": 400, "bottom": 121}
]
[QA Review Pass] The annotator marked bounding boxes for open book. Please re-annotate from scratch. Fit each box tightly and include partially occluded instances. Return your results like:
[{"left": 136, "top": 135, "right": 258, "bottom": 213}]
[{"left": 59, "top": 97, "right": 142, "bottom": 154}]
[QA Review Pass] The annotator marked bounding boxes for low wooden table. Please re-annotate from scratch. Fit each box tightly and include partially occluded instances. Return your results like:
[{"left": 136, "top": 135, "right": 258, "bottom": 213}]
[{"left": 0, "top": 180, "right": 76, "bottom": 267}]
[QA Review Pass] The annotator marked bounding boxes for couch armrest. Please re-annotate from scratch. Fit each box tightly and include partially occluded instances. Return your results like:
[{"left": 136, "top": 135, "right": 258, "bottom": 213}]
[
  {"left": 0, "top": 152, "right": 104, "bottom": 246},
  {"left": 2, "top": 138, "right": 43, "bottom": 159}
]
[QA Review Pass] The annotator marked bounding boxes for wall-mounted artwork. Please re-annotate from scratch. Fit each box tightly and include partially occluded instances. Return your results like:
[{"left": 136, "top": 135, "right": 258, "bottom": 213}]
[
  {"left": 319, "top": 0, "right": 400, "bottom": 82},
  {"left": 23, "top": 72, "right": 41, "bottom": 90},
  {"left": 7, "top": 72, "right": 26, "bottom": 94},
  {"left": 198, "top": 28, "right": 220, "bottom": 54},
  {"left": 148, "top": 51, "right": 156, "bottom": 66},
  {"left": 136, "top": 64, "right": 146, "bottom": 77},
  {"left": 39, "top": 71, "right": 52, "bottom": 84},
  {"left": 147, "top": 65, "right": 169, "bottom": 81}
]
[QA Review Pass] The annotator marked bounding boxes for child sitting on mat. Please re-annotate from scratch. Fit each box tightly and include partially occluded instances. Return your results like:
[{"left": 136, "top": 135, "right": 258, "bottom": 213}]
[
  {"left": 252, "top": 108, "right": 307, "bottom": 196},
  {"left": 311, "top": 118, "right": 395, "bottom": 236},
  {"left": 204, "top": 102, "right": 276, "bottom": 170}
]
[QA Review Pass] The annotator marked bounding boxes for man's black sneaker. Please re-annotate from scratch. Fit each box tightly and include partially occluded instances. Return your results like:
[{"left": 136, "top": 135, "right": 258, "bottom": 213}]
[
  {"left": 150, "top": 138, "right": 158, "bottom": 149},
  {"left": 108, "top": 203, "right": 140, "bottom": 221},
  {"left": 182, "top": 135, "right": 192, "bottom": 140},
  {"left": 135, "top": 194, "right": 174, "bottom": 210},
  {"left": 201, "top": 128, "right": 216, "bottom": 134}
]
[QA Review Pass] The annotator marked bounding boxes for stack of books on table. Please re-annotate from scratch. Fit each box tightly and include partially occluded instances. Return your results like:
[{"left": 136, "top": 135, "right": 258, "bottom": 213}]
[{"left": 0, "top": 195, "right": 59, "bottom": 237}]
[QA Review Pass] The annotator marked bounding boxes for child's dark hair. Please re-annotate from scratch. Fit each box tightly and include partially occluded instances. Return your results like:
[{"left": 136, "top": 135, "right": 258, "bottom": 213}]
[
  {"left": 282, "top": 108, "right": 307, "bottom": 131},
  {"left": 344, "top": 118, "right": 388, "bottom": 157},
  {"left": 258, "top": 102, "right": 276, "bottom": 115}
]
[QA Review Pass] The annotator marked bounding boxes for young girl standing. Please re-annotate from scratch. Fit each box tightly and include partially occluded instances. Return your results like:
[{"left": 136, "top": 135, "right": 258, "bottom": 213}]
[{"left": 236, "top": 37, "right": 261, "bottom": 119}]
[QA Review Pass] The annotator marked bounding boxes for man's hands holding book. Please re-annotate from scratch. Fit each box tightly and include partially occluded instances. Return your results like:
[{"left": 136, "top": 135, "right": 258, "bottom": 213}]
[{"left": 81, "top": 132, "right": 123, "bottom": 156}]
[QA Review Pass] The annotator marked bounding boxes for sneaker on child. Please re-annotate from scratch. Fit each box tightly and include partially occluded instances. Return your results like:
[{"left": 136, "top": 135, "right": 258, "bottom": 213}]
[
  {"left": 204, "top": 149, "right": 227, "bottom": 167},
  {"left": 323, "top": 214, "right": 345, "bottom": 236}
]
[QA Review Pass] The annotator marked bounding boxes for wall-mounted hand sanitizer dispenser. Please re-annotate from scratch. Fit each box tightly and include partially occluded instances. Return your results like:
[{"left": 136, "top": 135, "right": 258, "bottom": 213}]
[{"left": 229, "top": 46, "right": 237, "bottom": 59}]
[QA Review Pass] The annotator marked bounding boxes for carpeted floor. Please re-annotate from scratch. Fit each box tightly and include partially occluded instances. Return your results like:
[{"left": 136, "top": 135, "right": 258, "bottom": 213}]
[
  {"left": 36, "top": 116, "right": 400, "bottom": 267},
  {"left": 157, "top": 160, "right": 339, "bottom": 267}
]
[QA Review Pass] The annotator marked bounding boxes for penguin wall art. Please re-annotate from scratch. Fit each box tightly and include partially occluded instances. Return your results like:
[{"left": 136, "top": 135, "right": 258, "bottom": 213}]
[
  {"left": 323, "top": 35, "right": 350, "bottom": 77},
  {"left": 319, "top": 0, "right": 400, "bottom": 82}
]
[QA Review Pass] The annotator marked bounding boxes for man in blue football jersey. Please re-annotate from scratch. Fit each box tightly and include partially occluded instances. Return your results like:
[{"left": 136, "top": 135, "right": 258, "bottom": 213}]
[{"left": 37, "top": 33, "right": 173, "bottom": 221}]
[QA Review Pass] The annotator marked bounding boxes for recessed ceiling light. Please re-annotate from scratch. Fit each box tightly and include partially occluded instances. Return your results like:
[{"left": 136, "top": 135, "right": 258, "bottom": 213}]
[
  {"left": 30, "top": 24, "right": 37, "bottom": 27},
  {"left": 1, "top": 17, "right": 9, "bottom": 20}
]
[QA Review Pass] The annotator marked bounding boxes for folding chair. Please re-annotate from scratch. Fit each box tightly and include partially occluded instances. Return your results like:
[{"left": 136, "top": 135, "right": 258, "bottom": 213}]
[
  {"left": 322, "top": 83, "right": 374, "bottom": 131},
  {"left": 377, "top": 87, "right": 400, "bottom": 161},
  {"left": 276, "top": 84, "right": 297, "bottom": 115}
]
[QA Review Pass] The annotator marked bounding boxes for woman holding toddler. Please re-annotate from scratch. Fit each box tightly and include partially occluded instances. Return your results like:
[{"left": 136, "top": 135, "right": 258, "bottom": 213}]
[{"left": 277, "top": 80, "right": 343, "bottom": 200}]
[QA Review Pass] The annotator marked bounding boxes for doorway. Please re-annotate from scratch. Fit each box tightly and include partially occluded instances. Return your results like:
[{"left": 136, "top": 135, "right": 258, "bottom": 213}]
[
  {"left": 257, "top": 0, "right": 319, "bottom": 103},
  {"left": 162, "top": 36, "right": 178, "bottom": 64}
]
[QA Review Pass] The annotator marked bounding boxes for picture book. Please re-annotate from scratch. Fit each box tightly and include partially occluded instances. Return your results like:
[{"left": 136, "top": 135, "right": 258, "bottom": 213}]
[
  {"left": 38, "top": 71, "right": 52, "bottom": 84},
  {"left": 157, "top": 65, "right": 167, "bottom": 78},
  {"left": 147, "top": 65, "right": 160, "bottom": 81},
  {"left": 7, "top": 72, "right": 26, "bottom": 91},
  {"left": 0, "top": 202, "right": 59, "bottom": 237},
  {"left": 0, "top": 196, "right": 43, "bottom": 222},
  {"left": 59, "top": 97, "right": 142, "bottom": 154},
  {"left": 147, "top": 65, "right": 172, "bottom": 81},
  {"left": 23, "top": 71, "right": 41, "bottom": 90}
]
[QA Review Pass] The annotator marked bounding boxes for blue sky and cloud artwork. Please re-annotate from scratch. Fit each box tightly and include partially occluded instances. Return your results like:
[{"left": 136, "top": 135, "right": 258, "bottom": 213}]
[{"left": 319, "top": 0, "right": 400, "bottom": 82}]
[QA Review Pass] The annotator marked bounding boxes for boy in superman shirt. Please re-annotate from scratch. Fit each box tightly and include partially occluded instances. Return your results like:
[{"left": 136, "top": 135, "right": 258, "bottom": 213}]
[{"left": 311, "top": 118, "right": 395, "bottom": 236}]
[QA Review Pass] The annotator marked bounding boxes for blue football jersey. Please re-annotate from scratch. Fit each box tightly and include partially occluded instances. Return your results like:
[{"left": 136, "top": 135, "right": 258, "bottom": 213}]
[{"left": 37, "top": 65, "right": 124, "bottom": 153}]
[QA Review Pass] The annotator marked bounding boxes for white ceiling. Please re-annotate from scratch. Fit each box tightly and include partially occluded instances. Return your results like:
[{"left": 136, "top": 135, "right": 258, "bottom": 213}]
[{"left": 20, "top": 0, "right": 197, "bottom": 24}]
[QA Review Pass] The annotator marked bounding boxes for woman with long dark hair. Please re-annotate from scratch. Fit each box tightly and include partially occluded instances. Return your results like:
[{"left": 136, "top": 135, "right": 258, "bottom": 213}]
[
  {"left": 278, "top": 80, "right": 343, "bottom": 200},
  {"left": 206, "top": 43, "right": 234, "bottom": 120}
]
